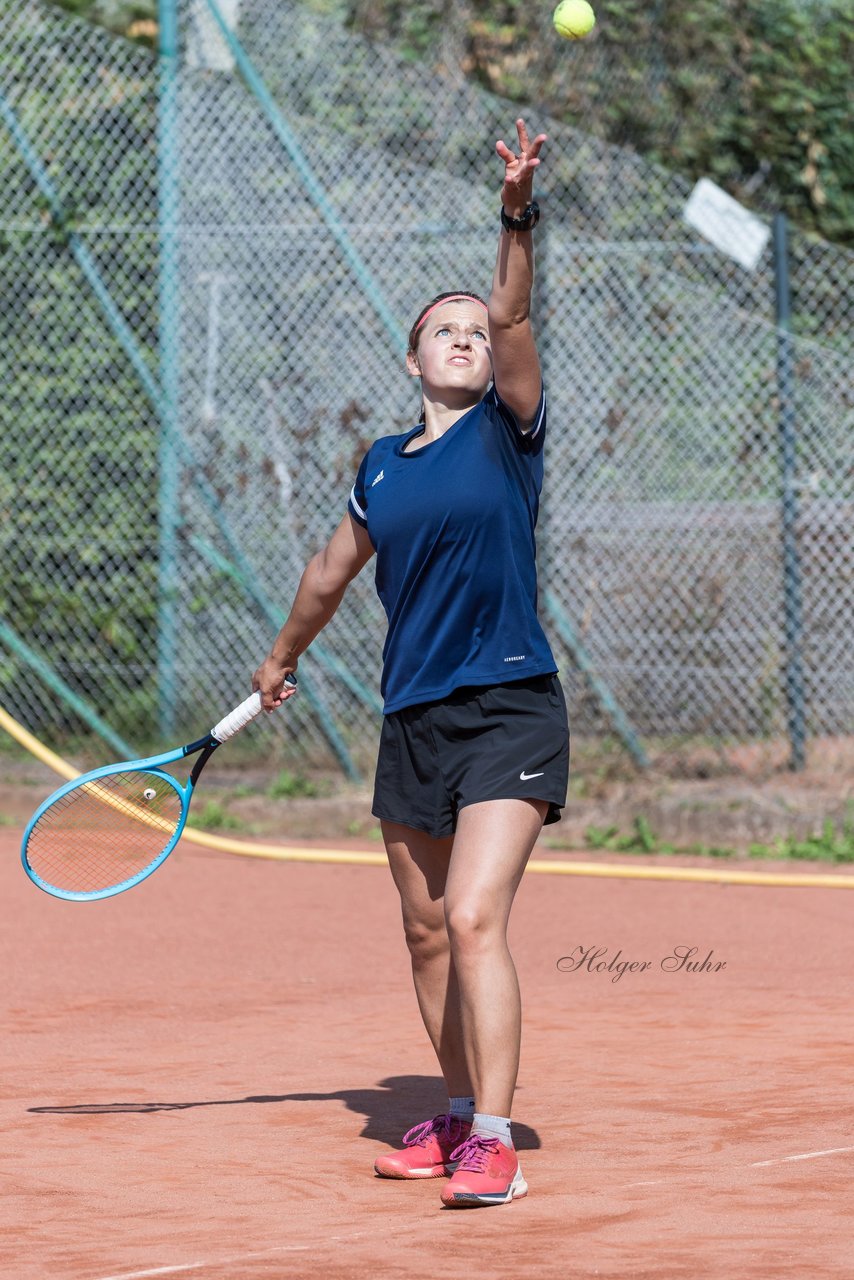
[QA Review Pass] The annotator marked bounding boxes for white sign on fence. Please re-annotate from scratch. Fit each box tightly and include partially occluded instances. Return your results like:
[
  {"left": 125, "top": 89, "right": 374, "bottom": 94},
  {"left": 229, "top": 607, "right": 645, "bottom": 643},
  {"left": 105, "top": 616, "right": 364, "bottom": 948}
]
[{"left": 683, "top": 178, "right": 770, "bottom": 272}]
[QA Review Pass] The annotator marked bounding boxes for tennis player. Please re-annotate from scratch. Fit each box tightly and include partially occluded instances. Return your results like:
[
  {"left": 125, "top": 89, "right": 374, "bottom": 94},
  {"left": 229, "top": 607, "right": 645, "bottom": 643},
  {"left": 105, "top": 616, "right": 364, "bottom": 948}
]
[{"left": 253, "top": 118, "right": 569, "bottom": 1209}]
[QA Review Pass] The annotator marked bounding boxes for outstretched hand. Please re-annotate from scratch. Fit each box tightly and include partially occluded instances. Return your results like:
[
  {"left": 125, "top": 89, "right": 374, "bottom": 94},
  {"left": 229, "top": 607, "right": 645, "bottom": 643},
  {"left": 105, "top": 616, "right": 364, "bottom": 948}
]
[{"left": 496, "top": 118, "right": 547, "bottom": 212}]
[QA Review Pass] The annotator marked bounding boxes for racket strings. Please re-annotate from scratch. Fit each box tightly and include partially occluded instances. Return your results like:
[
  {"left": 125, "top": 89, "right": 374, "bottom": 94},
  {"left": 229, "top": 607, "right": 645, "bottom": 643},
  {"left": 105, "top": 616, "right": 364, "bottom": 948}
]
[{"left": 25, "top": 771, "right": 182, "bottom": 894}]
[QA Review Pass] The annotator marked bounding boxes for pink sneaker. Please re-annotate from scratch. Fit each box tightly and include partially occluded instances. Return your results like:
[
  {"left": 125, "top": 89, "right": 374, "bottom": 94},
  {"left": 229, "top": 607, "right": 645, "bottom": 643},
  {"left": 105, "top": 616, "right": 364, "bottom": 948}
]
[
  {"left": 374, "top": 1113, "right": 473, "bottom": 1179},
  {"left": 440, "top": 1133, "right": 528, "bottom": 1207}
]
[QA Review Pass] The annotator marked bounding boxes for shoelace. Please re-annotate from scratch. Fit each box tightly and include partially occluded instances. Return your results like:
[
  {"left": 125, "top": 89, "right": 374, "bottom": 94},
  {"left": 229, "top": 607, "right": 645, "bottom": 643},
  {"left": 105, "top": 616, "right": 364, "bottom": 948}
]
[
  {"left": 448, "top": 1133, "right": 501, "bottom": 1171},
  {"left": 402, "top": 1113, "right": 467, "bottom": 1149}
]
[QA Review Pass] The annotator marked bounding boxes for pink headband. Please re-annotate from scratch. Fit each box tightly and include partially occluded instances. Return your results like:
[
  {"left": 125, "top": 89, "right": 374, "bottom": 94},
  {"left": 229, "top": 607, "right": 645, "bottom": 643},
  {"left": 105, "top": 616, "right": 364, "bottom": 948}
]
[{"left": 415, "top": 295, "right": 488, "bottom": 334}]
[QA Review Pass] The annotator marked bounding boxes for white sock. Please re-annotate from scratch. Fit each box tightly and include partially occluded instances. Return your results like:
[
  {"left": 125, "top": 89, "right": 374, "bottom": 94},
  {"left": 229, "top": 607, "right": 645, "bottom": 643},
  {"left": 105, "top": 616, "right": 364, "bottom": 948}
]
[
  {"left": 472, "top": 1111, "right": 513, "bottom": 1148},
  {"left": 448, "top": 1095, "right": 475, "bottom": 1121}
]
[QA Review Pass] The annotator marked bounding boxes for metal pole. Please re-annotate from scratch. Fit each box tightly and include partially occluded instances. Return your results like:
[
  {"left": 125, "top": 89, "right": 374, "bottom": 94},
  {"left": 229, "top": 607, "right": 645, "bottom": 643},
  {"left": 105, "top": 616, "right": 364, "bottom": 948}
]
[
  {"left": 772, "top": 212, "right": 806, "bottom": 771},
  {"left": 157, "top": 0, "right": 181, "bottom": 735}
]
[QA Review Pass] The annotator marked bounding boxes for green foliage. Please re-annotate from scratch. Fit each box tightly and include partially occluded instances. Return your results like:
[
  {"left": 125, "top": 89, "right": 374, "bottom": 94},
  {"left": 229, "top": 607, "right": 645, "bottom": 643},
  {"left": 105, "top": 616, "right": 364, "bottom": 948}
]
[
  {"left": 585, "top": 816, "right": 678, "bottom": 853},
  {"left": 48, "top": 0, "right": 852, "bottom": 242},
  {"left": 338, "top": 0, "right": 852, "bottom": 244},
  {"left": 186, "top": 799, "right": 247, "bottom": 831},
  {"left": 646, "top": 0, "right": 853, "bottom": 243},
  {"left": 266, "top": 769, "right": 321, "bottom": 799},
  {"left": 50, "top": 0, "right": 157, "bottom": 46},
  {"left": 749, "top": 820, "right": 854, "bottom": 863},
  {"left": 0, "top": 18, "right": 160, "bottom": 735},
  {"left": 585, "top": 816, "right": 854, "bottom": 861}
]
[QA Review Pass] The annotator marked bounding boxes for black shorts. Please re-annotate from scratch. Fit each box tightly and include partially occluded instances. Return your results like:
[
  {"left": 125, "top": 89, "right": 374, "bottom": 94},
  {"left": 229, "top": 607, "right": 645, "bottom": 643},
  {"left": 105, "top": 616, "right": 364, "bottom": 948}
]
[{"left": 372, "top": 674, "right": 570, "bottom": 839}]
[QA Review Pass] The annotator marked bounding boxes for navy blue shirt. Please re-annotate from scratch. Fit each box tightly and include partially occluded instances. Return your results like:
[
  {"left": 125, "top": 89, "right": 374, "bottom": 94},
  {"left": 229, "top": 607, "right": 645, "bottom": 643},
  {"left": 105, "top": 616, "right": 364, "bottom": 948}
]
[{"left": 348, "top": 385, "right": 557, "bottom": 713}]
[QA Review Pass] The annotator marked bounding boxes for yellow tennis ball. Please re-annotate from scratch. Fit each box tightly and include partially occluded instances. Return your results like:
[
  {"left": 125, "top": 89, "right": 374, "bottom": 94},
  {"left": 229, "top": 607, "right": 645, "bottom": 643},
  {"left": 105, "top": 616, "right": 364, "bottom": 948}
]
[{"left": 553, "top": 0, "right": 596, "bottom": 39}]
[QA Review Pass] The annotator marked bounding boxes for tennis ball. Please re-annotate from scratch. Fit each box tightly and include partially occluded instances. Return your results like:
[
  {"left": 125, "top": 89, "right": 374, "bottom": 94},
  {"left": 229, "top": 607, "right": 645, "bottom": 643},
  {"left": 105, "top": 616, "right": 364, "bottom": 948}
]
[
  {"left": 553, "top": 0, "right": 596, "bottom": 39},
  {"left": 143, "top": 787, "right": 156, "bottom": 801}
]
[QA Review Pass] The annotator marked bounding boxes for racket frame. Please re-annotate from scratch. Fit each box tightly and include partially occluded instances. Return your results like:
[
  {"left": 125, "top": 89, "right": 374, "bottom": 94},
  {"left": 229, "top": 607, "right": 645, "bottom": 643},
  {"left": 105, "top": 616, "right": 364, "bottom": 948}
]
[
  {"left": 21, "top": 677, "right": 296, "bottom": 902},
  {"left": 21, "top": 736, "right": 214, "bottom": 902}
]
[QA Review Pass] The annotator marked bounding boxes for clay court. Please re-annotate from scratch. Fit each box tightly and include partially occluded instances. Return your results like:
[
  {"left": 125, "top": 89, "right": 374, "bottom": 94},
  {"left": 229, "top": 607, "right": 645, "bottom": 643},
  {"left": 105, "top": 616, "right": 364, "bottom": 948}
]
[{"left": 3, "top": 820, "right": 854, "bottom": 1280}]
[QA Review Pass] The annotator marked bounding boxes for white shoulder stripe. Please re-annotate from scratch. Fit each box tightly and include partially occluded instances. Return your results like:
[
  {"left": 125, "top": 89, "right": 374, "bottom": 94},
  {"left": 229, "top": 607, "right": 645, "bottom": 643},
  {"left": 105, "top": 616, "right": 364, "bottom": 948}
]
[
  {"left": 349, "top": 485, "right": 367, "bottom": 521},
  {"left": 529, "top": 392, "right": 546, "bottom": 440}
]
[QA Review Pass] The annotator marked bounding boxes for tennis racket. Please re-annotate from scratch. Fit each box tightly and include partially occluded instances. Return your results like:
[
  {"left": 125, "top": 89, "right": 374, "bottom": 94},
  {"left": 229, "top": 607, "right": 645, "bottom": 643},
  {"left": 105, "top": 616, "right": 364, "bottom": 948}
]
[{"left": 21, "top": 676, "right": 297, "bottom": 902}]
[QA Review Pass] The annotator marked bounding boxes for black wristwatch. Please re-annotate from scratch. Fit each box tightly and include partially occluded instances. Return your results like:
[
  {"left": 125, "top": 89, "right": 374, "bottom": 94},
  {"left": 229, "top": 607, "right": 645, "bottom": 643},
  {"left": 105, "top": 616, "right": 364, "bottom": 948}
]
[{"left": 500, "top": 201, "right": 540, "bottom": 232}]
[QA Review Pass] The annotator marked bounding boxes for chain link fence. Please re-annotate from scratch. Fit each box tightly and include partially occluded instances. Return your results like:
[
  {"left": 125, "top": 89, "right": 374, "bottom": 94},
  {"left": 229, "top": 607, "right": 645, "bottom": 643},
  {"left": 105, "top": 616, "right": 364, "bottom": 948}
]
[{"left": 1, "top": 0, "right": 851, "bottom": 777}]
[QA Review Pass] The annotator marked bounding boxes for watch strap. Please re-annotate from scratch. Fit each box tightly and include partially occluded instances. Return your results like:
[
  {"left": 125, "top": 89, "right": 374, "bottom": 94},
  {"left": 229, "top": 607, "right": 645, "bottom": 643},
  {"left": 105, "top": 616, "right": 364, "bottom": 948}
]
[{"left": 500, "top": 201, "right": 540, "bottom": 232}]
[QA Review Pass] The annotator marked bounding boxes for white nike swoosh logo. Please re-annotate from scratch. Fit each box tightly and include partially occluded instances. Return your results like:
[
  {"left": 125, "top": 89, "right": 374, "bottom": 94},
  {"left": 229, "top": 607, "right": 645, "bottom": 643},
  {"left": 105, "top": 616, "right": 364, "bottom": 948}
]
[{"left": 519, "top": 770, "right": 544, "bottom": 781}]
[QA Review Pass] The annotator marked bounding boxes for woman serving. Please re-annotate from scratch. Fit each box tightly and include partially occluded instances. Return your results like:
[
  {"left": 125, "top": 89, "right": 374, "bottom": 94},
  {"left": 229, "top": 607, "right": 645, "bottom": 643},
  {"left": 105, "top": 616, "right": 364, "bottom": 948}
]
[{"left": 253, "top": 119, "right": 569, "bottom": 1209}]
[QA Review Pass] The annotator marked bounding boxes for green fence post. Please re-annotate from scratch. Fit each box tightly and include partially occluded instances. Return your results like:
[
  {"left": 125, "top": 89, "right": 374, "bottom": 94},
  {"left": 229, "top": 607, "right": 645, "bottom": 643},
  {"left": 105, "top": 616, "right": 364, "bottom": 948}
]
[
  {"left": 545, "top": 592, "right": 649, "bottom": 769},
  {"left": 157, "top": 0, "right": 181, "bottom": 736},
  {"left": 0, "top": 620, "right": 136, "bottom": 758}
]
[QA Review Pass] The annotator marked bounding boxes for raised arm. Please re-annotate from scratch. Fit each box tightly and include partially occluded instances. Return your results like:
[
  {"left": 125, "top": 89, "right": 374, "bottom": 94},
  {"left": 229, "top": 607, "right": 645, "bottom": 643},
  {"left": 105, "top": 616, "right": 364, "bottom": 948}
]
[
  {"left": 252, "top": 513, "right": 375, "bottom": 710},
  {"left": 488, "top": 118, "right": 547, "bottom": 429}
]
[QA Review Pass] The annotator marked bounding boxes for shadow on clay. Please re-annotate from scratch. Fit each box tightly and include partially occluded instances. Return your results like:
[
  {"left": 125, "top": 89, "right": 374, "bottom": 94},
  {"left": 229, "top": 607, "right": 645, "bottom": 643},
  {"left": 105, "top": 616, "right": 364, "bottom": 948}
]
[{"left": 28, "top": 1074, "right": 542, "bottom": 1150}]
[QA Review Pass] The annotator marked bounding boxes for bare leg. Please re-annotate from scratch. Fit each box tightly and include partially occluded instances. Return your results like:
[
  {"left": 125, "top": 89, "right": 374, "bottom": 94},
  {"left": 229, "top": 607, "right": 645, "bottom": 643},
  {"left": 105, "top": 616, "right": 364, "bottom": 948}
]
[
  {"left": 443, "top": 798, "right": 547, "bottom": 1118},
  {"left": 381, "top": 821, "right": 472, "bottom": 1098}
]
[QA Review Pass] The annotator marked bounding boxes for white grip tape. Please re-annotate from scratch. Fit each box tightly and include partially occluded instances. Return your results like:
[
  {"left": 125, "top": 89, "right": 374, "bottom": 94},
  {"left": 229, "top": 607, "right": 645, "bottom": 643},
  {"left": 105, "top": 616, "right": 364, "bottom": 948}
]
[
  {"left": 211, "top": 692, "right": 264, "bottom": 743},
  {"left": 210, "top": 676, "right": 296, "bottom": 743}
]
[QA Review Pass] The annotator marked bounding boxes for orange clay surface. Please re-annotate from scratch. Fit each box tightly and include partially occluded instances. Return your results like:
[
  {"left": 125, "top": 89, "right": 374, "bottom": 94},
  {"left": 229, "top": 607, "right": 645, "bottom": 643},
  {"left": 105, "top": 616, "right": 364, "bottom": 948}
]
[{"left": 3, "top": 825, "right": 854, "bottom": 1280}]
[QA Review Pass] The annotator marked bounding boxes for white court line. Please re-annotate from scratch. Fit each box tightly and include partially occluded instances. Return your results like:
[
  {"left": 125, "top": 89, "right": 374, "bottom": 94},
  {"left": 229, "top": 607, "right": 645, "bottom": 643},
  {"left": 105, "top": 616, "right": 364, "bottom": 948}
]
[
  {"left": 751, "top": 1145, "right": 854, "bottom": 1168},
  {"left": 96, "top": 1267, "right": 219, "bottom": 1280},
  {"left": 94, "top": 1148, "right": 854, "bottom": 1277},
  {"left": 616, "top": 1147, "right": 854, "bottom": 1189},
  {"left": 94, "top": 1235, "right": 366, "bottom": 1280}
]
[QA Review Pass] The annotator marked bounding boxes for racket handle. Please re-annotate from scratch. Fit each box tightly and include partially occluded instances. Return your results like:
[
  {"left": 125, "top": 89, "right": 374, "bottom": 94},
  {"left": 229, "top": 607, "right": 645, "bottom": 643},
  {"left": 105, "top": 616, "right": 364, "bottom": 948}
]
[{"left": 211, "top": 675, "right": 297, "bottom": 743}]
